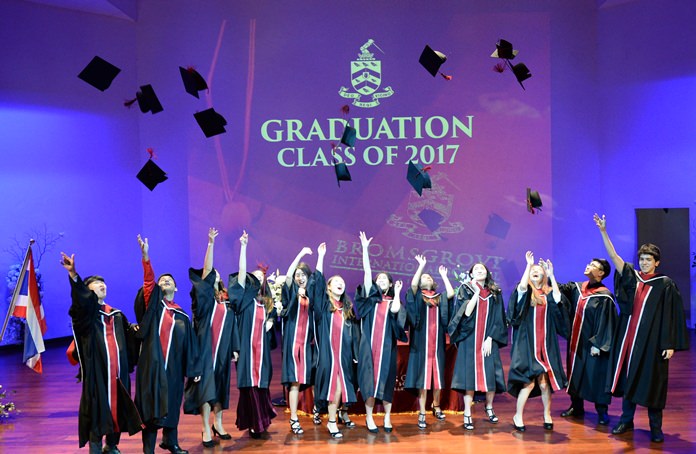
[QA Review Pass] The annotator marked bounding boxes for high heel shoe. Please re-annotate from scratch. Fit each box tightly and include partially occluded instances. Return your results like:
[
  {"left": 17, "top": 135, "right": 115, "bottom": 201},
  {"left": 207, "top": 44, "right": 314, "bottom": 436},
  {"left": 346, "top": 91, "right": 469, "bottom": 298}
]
[
  {"left": 431, "top": 404, "right": 446, "bottom": 420},
  {"left": 289, "top": 418, "right": 304, "bottom": 435},
  {"left": 201, "top": 432, "right": 216, "bottom": 448},
  {"left": 463, "top": 414, "right": 474, "bottom": 431},
  {"left": 485, "top": 406, "right": 499, "bottom": 424},
  {"left": 212, "top": 426, "right": 232, "bottom": 440},
  {"left": 327, "top": 420, "right": 344, "bottom": 438},
  {"left": 512, "top": 415, "right": 526, "bottom": 432},
  {"left": 338, "top": 409, "right": 356, "bottom": 428},
  {"left": 544, "top": 421, "right": 554, "bottom": 431},
  {"left": 312, "top": 406, "right": 322, "bottom": 425}
]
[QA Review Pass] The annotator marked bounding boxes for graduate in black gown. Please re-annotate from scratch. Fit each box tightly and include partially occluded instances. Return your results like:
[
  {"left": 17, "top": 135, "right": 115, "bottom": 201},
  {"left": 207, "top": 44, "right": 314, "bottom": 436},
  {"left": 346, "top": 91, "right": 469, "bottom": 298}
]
[
  {"left": 558, "top": 257, "right": 617, "bottom": 426},
  {"left": 184, "top": 228, "right": 239, "bottom": 447},
  {"left": 594, "top": 214, "right": 689, "bottom": 443},
  {"left": 507, "top": 251, "right": 569, "bottom": 432},
  {"left": 355, "top": 231, "right": 407, "bottom": 433},
  {"left": 228, "top": 231, "right": 278, "bottom": 438},
  {"left": 404, "top": 254, "right": 455, "bottom": 430},
  {"left": 61, "top": 252, "right": 143, "bottom": 454},
  {"left": 447, "top": 263, "right": 507, "bottom": 430},
  {"left": 279, "top": 246, "right": 317, "bottom": 435},
  {"left": 134, "top": 235, "right": 200, "bottom": 454},
  {"left": 311, "top": 242, "right": 360, "bottom": 439}
]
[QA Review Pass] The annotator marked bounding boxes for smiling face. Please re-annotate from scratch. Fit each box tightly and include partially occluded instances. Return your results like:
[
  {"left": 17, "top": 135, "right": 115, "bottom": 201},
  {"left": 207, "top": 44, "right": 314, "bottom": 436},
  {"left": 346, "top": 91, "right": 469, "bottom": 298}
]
[
  {"left": 294, "top": 268, "right": 308, "bottom": 289},
  {"left": 157, "top": 274, "right": 176, "bottom": 295},
  {"left": 327, "top": 276, "right": 346, "bottom": 299},
  {"left": 583, "top": 261, "right": 605, "bottom": 281},
  {"left": 638, "top": 254, "right": 659, "bottom": 274},
  {"left": 376, "top": 272, "right": 392, "bottom": 293},
  {"left": 470, "top": 263, "right": 488, "bottom": 283}
]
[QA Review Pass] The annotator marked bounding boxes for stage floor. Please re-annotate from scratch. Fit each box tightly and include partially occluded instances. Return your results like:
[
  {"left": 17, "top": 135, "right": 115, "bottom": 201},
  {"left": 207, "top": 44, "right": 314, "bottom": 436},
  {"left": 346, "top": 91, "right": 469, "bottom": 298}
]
[{"left": 1, "top": 333, "right": 695, "bottom": 453}]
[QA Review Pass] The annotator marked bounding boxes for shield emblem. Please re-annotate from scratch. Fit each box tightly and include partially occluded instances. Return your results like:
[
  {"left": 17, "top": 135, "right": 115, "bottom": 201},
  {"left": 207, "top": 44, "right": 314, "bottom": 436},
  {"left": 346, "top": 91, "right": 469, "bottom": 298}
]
[
  {"left": 408, "top": 191, "right": 453, "bottom": 229},
  {"left": 350, "top": 60, "right": 382, "bottom": 95}
]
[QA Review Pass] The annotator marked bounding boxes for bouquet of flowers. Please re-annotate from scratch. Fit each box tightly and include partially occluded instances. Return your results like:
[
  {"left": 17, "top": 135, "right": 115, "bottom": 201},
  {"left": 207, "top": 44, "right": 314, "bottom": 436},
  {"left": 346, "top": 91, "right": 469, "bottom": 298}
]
[
  {"left": 0, "top": 384, "right": 16, "bottom": 420},
  {"left": 266, "top": 270, "right": 285, "bottom": 306}
]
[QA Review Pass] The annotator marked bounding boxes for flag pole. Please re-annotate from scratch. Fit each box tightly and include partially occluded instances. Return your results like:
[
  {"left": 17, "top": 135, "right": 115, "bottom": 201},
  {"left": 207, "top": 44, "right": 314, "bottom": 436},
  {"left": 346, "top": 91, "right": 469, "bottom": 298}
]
[{"left": 0, "top": 239, "right": 35, "bottom": 341}]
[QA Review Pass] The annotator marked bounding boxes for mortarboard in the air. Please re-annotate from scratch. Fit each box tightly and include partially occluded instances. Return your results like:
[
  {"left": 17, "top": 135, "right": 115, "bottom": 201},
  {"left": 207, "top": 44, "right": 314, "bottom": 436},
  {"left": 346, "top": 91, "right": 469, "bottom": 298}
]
[
  {"left": 194, "top": 108, "right": 227, "bottom": 137},
  {"left": 179, "top": 66, "right": 208, "bottom": 98},
  {"left": 340, "top": 124, "right": 357, "bottom": 147},
  {"left": 526, "top": 187, "right": 543, "bottom": 214},
  {"left": 78, "top": 56, "right": 121, "bottom": 91},
  {"left": 125, "top": 84, "right": 163, "bottom": 114},
  {"left": 512, "top": 63, "right": 532, "bottom": 89},
  {"left": 333, "top": 161, "right": 352, "bottom": 187},
  {"left": 137, "top": 159, "right": 168, "bottom": 191},
  {"left": 485, "top": 213, "right": 511, "bottom": 239},
  {"left": 407, "top": 161, "right": 432, "bottom": 196},
  {"left": 490, "top": 39, "right": 519, "bottom": 60},
  {"left": 418, "top": 208, "right": 444, "bottom": 232},
  {"left": 419, "top": 45, "right": 452, "bottom": 80}
]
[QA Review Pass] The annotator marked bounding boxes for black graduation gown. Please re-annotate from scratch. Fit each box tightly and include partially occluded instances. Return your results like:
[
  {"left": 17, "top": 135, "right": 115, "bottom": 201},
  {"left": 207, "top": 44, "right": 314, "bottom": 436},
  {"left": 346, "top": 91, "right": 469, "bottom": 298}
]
[
  {"left": 448, "top": 284, "right": 507, "bottom": 394},
  {"left": 134, "top": 261, "right": 200, "bottom": 427},
  {"left": 311, "top": 271, "right": 360, "bottom": 404},
  {"left": 355, "top": 283, "right": 407, "bottom": 403},
  {"left": 184, "top": 267, "right": 240, "bottom": 413},
  {"left": 228, "top": 272, "right": 276, "bottom": 389},
  {"left": 608, "top": 263, "right": 690, "bottom": 409},
  {"left": 506, "top": 286, "right": 569, "bottom": 398},
  {"left": 280, "top": 279, "right": 316, "bottom": 389},
  {"left": 68, "top": 275, "right": 143, "bottom": 448},
  {"left": 559, "top": 281, "right": 617, "bottom": 405},
  {"left": 404, "top": 288, "right": 450, "bottom": 391}
]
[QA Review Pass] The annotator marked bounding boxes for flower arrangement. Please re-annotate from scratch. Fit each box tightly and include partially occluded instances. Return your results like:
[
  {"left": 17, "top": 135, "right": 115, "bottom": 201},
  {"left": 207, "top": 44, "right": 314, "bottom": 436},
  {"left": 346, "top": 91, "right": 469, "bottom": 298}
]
[
  {"left": 451, "top": 265, "right": 472, "bottom": 286},
  {"left": 0, "top": 384, "right": 16, "bottom": 420},
  {"left": 266, "top": 271, "right": 285, "bottom": 306}
]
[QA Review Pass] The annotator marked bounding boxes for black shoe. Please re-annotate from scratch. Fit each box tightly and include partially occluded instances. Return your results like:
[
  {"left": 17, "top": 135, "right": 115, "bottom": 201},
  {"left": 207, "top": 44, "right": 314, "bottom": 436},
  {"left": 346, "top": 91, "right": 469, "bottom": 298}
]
[
  {"left": 102, "top": 446, "right": 121, "bottom": 454},
  {"left": 560, "top": 407, "right": 584, "bottom": 418},
  {"left": 271, "top": 397, "right": 287, "bottom": 407},
  {"left": 383, "top": 425, "right": 393, "bottom": 433},
  {"left": 212, "top": 426, "right": 232, "bottom": 440},
  {"left": 651, "top": 430, "right": 664, "bottom": 443},
  {"left": 512, "top": 416, "right": 526, "bottom": 432},
  {"left": 249, "top": 429, "right": 262, "bottom": 439},
  {"left": 338, "top": 410, "right": 356, "bottom": 428},
  {"left": 159, "top": 443, "right": 188, "bottom": 454},
  {"left": 201, "top": 432, "right": 216, "bottom": 448},
  {"left": 597, "top": 412, "right": 610, "bottom": 426},
  {"left": 611, "top": 421, "right": 634, "bottom": 434},
  {"left": 544, "top": 422, "right": 554, "bottom": 431}
]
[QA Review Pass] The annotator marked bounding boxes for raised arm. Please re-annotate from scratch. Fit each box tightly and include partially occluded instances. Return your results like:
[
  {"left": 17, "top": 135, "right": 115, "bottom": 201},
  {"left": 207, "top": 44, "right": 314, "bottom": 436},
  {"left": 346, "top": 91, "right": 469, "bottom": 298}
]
[
  {"left": 137, "top": 234, "right": 156, "bottom": 305},
  {"left": 284, "top": 246, "right": 312, "bottom": 289},
  {"left": 391, "top": 280, "right": 403, "bottom": 313},
  {"left": 316, "top": 242, "right": 326, "bottom": 274},
  {"left": 411, "top": 254, "right": 427, "bottom": 293},
  {"left": 517, "top": 251, "right": 534, "bottom": 293},
  {"left": 594, "top": 213, "right": 625, "bottom": 274},
  {"left": 359, "top": 231, "right": 373, "bottom": 294},
  {"left": 438, "top": 265, "right": 455, "bottom": 299},
  {"left": 202, "top": 227, "right": 219, "bottom": 280},
  {"left": 238, "top": 231, "right": 248, "bottom": 288}
]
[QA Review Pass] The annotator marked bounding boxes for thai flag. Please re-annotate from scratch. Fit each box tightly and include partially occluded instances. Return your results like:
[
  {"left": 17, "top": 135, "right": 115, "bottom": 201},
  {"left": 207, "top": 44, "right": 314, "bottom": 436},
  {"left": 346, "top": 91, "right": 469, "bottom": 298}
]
[{"left": 11, "top": 248, "right": 47, "bottom": 373}]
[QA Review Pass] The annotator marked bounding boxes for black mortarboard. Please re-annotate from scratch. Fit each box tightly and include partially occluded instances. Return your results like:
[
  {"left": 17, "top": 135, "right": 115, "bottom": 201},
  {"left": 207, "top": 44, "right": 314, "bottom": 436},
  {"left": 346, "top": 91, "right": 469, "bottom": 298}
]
[
  {"left": 179, "top": 66, "right": 208, "bottom": 98},
  {"left": 490, "top": 39, "right": 518, "bottom": 60},
  {"left": 125, "top": 84, "right": 163, "bottom": 114},
  {"left": 333, "top": 161, "right": 352, "bottom": 187},
  {"left": 340, "top": 124, "right": 357, "bottom": 147},
  {"left": 78, "top": 56, "right": 121, "bottom": 91},
  {"left": 194, "top": 108, "right": 227, "bottom": 138},
  {"left": 485, "top": 213, "right": 511, "bottom": 239},
  {"left": 137, "top": 159, "right": 168, "bottom": 191},
  {"left": 526, "top": 187, "right": 543, "bottom": 214},
  {"left": 419, "top": 45, "right": 451, "bottom": 80},
  {"left": 407, "top": 161, "right": 432, "bottom": 196},
  {"left": 512, "top": 63, "right": 532, "bottom": 89},
  {"left": 418, "top": 209, "right": 444, "bottom": 232}
]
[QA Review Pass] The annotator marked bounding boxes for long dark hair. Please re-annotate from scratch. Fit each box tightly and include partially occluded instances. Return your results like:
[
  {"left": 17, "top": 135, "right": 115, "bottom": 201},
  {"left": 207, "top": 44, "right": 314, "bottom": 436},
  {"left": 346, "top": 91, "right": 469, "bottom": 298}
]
[
  {"left": 467, "top": 263, "right": 501, "bottom": 293},
  {"left": 376, "top": 272, "right": 395, "bottom": 298}
]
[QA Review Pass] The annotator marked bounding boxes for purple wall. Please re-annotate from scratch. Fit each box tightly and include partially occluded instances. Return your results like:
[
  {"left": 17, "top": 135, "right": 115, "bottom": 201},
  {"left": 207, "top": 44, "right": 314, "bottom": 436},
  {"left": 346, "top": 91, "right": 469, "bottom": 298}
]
[{"left": 1, "top": 0, "right": 694, "bottom": 342}]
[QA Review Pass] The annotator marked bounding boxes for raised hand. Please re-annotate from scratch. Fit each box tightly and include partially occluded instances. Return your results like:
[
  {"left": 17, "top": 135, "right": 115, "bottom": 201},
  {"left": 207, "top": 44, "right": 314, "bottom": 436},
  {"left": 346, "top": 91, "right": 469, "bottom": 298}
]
[
  {"left": 318, "top": 242, "right": 327, "bottom": 255},
  {"left": 394, "top": 280, "right": 403, "bottom": 293},
  {"left": 415, "top": 254, "right": 427, "bottom": 266},
  {"left": 60, "top": 252, "right": 76, "bottom": 274},
  {"left": 208, "top": 227, "right": 219, "bottom": 244},
  {"left": 593, "top": 213, "right": 606, "bottom": 231},
  {"left": 359, "top": 231, "right": 372, "bottom": 249},
  {"left": 300, "top": 246, "right": 313, "bottom": 256},
  {"left": 137, "top": 234, "right": 149, "bottom": 258},
  {"left": 438, "top": 265, "right": 448, "bottom": 277},
  {"left": 525, "top": 250, "right": 534, "bottom": 266},
  {"left": 239, "top": 230, "right": 248, "bottom": 246}
]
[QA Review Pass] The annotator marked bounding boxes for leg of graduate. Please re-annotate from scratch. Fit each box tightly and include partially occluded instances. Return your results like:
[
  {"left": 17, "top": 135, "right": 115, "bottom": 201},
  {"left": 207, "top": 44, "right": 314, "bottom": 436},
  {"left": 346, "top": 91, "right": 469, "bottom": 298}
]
[
  {"left": 326, "top": 382, "right": 343, "bottom": 438},
  {"left": 365, "top": 396, "right": 378, "bottom": 431},
  {"left": 514, "top": 380, "right": 535, "bottom": 429},
  {"left": 538, "top": 373, "right": 554, "bottom": 428}
]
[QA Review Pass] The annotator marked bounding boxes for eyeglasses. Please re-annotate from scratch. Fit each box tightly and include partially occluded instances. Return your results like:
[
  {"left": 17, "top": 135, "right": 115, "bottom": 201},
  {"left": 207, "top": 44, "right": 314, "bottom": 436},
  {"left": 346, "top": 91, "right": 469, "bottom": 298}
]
[{"left": 588, "top": 262, "right": 604, "bottom": 271}]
